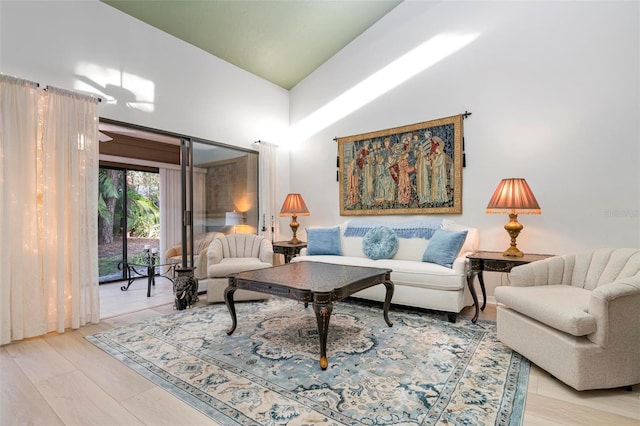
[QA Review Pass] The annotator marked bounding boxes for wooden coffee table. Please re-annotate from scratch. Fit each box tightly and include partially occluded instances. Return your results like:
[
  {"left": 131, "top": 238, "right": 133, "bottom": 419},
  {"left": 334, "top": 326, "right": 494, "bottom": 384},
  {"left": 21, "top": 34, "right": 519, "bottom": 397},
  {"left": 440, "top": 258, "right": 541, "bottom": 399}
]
[{"left": 224, "top": 262, "right": 394, "bottom": 369}]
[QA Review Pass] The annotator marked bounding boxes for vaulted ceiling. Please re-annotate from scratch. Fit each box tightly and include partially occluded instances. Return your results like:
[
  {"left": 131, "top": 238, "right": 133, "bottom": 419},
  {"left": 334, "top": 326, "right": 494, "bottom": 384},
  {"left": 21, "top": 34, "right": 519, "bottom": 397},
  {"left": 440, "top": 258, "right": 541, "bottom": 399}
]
[{"left": 100, "top": 0, "right": 402, "bottom": 90}]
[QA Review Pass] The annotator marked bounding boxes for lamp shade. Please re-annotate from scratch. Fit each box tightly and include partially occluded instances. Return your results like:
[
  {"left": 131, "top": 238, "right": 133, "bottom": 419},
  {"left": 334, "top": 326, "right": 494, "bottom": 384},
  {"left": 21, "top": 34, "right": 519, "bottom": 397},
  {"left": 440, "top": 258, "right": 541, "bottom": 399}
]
[
  {"left": 279, "top": 193, "right": 310, "bottom": 216},
  {"left": 225, "top": 211, "right": 245, "bottom": 226},
  {"left": 486, "top": 178, "right": 541, "bottom": 214}
]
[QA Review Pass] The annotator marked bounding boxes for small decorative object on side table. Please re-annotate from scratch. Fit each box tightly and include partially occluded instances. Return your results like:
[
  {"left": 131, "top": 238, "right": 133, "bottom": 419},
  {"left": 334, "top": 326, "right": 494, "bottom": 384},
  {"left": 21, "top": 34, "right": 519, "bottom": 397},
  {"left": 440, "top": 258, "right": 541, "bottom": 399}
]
[
  {"left": 272, "top": 241, "right": 307, "bottom": 264},
  {"left": 466, "top": 250, "right": 554, "bottom": 322}
]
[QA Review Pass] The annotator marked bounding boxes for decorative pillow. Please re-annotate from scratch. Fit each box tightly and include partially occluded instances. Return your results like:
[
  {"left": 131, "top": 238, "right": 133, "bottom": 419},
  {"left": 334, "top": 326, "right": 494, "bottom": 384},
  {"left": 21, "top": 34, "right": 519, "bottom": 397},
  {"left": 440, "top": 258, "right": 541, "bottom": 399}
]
[
  {"left": 422, "top": 229, "right": 468, "bottom": 268},
  {"left": 306, "top": 227, "right": 343, "bottom": 256},
  {"left": 363, "top": 226, "right": 399, "bottom": 260}
]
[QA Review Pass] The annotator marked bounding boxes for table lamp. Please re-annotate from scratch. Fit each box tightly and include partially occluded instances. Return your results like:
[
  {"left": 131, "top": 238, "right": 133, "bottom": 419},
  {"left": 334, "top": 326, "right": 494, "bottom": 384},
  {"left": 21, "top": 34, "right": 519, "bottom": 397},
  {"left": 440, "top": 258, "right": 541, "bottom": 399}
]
[
  {"left": 225, "top": 211, "right": 245, "bottom": 234},
  {"left": 486, "top": 178, "right": 541, "bottom": 257},
  {"left": 279, "top": 193, "right": 310, "bottom": 244}
]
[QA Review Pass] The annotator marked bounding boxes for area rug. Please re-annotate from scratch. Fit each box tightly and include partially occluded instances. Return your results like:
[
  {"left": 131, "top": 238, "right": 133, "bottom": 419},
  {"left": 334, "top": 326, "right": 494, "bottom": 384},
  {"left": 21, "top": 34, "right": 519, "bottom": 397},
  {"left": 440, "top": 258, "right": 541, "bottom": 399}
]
[{"left": 86, "top": 298, "right": 529, "bottom": 425}]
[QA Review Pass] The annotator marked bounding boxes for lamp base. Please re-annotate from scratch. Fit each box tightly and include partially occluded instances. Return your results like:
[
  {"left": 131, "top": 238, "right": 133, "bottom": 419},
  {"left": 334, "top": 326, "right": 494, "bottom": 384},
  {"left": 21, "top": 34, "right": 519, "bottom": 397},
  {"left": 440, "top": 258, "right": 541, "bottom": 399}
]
[
  {"left": 288, "top": 215, "right": 300, "bottom": 245},
  {"left": 502, "top": 246, "right": 524, "bottom": 257},
  {"left": 503, "top": 213, "right": 525, "bottom": 257}
]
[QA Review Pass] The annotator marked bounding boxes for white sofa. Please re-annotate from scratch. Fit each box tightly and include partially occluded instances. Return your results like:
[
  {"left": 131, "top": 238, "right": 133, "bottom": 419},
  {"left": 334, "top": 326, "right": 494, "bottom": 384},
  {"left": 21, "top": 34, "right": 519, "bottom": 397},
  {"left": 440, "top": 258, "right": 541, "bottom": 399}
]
[
  {"left": 495, "top": 248, "right": 640, "bottom": 390},
  {"left": 291, "top": 220, "right": 479, "bottom": 322}
]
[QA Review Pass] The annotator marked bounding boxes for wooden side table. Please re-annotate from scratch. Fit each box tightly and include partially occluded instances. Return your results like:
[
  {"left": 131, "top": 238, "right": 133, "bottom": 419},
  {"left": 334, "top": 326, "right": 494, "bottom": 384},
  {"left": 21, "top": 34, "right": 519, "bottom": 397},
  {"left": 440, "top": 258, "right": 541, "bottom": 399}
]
[
  {"left": 466, "top": 251, "right": 555, "bottom": 322},
  {"left": 272, "top": 241, "right": 307, "bottom": 264}
]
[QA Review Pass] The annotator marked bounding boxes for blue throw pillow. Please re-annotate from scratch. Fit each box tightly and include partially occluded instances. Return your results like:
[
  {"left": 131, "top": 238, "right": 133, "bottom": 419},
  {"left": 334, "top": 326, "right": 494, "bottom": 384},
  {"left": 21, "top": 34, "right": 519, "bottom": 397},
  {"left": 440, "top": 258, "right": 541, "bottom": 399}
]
[
  {"left": 363, "top": 226, "right": 399, "bottom": 260},
  {"left": 306, "top": 227, "right": 342, "bottom": 256},
  {"left": 422, "top": 229, "right": 468, "bottom": 268}
]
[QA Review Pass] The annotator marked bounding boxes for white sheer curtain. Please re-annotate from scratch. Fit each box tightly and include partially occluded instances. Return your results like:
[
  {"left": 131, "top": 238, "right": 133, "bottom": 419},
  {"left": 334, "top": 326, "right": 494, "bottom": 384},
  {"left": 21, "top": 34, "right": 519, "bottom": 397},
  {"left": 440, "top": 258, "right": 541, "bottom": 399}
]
[
  {"left": 159, "top": 167, "right": 182, "bottom": 263},
  {"left": 0, "top": 76, "right": 100, "bottom": 344},
  {"left": 258, "top": 141, "right": 279, "bottom": 242}
]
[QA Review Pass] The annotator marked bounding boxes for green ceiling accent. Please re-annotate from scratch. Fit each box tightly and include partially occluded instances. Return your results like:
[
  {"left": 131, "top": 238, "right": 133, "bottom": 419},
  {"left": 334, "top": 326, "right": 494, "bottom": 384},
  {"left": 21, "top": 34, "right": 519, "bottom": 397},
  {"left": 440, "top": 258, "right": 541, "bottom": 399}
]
[{"left": 101, "top": 0, "right": 402, "bottom": 90}]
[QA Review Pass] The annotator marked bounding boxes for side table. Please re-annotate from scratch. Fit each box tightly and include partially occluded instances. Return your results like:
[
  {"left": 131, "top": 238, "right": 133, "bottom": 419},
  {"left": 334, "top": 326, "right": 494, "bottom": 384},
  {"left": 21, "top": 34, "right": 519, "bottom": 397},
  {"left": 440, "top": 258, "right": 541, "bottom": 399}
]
[
  {"left": 272, "top": 241, "right": 307, "bottom": 264},
  {"left": 466, "top": 251, "right": 555, "bottom": 322}
]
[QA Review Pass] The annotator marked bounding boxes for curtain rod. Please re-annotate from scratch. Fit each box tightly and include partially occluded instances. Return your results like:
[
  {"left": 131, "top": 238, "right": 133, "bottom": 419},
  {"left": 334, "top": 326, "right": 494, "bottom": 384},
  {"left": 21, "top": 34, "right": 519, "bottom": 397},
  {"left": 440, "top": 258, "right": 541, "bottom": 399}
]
[
  {"left": 1, "top": 75, "right": 103, "bottom": 102},
  {"left": 45, "top": 85, "right": 102, "bottom": 103},
  {"left": 0, "top": 74, "right": 39, "bottom": 88}
]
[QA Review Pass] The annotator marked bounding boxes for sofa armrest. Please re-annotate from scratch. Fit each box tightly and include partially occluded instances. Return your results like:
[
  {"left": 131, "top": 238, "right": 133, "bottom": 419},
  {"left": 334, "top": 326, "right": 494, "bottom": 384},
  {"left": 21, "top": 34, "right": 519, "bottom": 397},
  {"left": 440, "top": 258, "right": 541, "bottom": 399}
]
[
  {"left": 509, "top": 263, "right": 539, "bottom": 287},
  {"left": 194, "top": 246, "right": 209, "bottom": 279},
  {"left": 258, "top": 239, "right": 274, "bottom": 265},
  {"left": 207, "top": 238, "right": 223, "bottom": 266},
  {"left": 451, "top": 254, "right": 470, "bottom": 274},
  {"left": 509, "top": 255, "right": 567, "bottom": 287},
  {"left": 587, "top": 276, "right": 640, "bottom": 348},
  {"left": 165, "top": 245, "right": 181, "bottom": 259}
]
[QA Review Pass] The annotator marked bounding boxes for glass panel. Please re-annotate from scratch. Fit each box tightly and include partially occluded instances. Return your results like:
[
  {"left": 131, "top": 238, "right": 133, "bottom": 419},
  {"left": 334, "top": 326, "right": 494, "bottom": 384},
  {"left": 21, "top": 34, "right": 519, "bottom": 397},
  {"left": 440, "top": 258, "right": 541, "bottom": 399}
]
[
  {"left": 98, "top": 167, "right": 161, "bottom": 283},
  {"left": 98, "top": 167, "right": 125, "bottom": 282},
  {"left": 125, "top": 170, "right": 160, "bottom": 263},
  {"left": 192, "top": 141, "right": 259, "bottom": 235}
]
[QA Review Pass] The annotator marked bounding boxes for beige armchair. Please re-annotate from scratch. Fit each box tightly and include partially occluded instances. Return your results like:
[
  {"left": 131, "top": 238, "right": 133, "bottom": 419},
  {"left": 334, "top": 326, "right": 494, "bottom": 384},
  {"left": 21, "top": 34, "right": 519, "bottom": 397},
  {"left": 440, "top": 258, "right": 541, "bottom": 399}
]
[
  {"left": 204, "top": 234, "right": 273, "bottom": 302},
  {"left": 164, "top": 232, "right": 223, "bottom": 280},
  {"left": 495, "top": 248, "right": 640, "bottom": 390}
]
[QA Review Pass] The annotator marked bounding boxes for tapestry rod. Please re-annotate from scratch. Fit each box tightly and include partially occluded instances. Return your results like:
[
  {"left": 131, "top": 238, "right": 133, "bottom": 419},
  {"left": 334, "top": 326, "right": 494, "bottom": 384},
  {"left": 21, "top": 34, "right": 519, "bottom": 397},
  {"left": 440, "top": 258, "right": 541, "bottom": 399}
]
[{"left": 462, "top": 110, "right": 472, "bottom": 119}]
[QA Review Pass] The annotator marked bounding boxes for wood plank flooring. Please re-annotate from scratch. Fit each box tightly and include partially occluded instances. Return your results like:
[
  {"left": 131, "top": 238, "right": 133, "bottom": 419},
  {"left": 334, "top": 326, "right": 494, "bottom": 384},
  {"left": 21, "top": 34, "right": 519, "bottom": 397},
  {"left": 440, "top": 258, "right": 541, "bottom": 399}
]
[{"left": 1, "top": 279, "right": 638, "bottom": 425}]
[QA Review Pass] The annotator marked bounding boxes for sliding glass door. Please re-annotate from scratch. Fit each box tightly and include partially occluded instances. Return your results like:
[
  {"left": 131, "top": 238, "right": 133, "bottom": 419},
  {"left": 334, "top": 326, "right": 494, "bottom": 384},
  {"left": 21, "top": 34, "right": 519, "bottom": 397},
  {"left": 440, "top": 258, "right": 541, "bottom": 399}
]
[
  {"left": 96, "top": 118, "right": 260, "bottom": 283},
  {"left": 98, "top": 166, "right": 160, "bottom": 283},
  {"left": 191, "top": 140, "right": 259, "bottom": 236}
]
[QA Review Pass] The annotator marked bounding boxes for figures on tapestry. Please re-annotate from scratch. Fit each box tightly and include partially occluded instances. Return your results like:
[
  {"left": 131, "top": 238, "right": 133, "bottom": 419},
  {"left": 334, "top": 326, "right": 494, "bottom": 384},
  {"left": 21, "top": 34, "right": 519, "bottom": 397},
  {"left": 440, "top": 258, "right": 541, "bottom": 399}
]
[{"left": 341, "top": 122, "right": 456, "bottom": 211}]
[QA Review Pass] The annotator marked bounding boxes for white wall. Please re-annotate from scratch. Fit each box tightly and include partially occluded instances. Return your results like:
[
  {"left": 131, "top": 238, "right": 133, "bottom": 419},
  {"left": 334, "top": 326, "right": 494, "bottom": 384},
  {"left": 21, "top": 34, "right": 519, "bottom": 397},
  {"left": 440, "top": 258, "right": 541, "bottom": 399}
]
[
  {"left": 0, "top": 0, "right": 289, "bottom": 156},
  {"left": 1, "top": 0, "right": 292, "bottom": 229},
  {"left": 3, "top": 0, "right": 639, "bottom": 297},
  {"left": 289, "top": 1, "right": 640, "bottom": 297}
]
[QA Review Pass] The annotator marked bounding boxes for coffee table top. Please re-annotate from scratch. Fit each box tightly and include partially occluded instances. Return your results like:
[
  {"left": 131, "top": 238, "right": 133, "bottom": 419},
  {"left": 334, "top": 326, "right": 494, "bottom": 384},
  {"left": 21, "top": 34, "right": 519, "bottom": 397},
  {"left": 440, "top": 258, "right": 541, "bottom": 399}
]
[{"left": 231, "top": 262, "right": 391, "bottom": 293}]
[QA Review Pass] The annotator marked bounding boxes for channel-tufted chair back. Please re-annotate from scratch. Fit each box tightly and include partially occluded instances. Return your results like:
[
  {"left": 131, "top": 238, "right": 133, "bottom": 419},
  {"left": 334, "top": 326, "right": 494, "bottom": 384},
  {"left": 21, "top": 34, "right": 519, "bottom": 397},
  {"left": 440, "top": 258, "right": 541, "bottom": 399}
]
[
  {"left": 208, "top": 234, "right": 273, "bottom": 265},
  {"left": 510, "top": 248, "right": 640, "bottom": 290}
]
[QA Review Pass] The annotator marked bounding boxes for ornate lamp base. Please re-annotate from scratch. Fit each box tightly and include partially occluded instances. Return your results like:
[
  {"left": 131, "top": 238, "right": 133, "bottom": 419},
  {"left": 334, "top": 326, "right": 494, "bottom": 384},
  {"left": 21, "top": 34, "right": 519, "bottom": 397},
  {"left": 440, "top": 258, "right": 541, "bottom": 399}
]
[
  {"left": 503, "top": 213, "right": 524, "bottom": 257},
  {"left": 288, "top": 214, "right": 301, "bottom": 244}
]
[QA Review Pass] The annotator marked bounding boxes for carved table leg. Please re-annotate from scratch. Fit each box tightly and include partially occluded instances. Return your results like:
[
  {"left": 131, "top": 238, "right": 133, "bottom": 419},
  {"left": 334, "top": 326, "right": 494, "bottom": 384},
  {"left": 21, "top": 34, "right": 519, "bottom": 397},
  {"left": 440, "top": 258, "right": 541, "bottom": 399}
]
[
  {"left": 313, "top": 302, "right": 333, "bottom": 370},
  {"left": 382, "top": 280, "right": 394, "bottom": 327},
  {"left": 478, "top": 271, "right": 487, "bottom": 311},
  {"left": 224, "top": 285, "right": 237, "bottom": 335},
  {"left": 466, "top": 271, "right": 480, "bottom": 323}
]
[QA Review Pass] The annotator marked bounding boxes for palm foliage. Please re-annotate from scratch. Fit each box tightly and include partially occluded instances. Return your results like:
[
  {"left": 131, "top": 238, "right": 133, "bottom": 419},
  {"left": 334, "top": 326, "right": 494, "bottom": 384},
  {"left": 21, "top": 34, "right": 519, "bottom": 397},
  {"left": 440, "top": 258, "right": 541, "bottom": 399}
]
[{"left": 98, "top": 168, "right": 160, "bottom": 244}]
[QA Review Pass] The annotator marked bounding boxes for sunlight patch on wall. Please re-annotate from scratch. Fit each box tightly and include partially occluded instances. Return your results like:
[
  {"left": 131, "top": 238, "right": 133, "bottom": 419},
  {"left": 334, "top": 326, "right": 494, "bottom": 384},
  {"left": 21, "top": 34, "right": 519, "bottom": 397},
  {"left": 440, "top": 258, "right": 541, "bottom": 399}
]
[
  {"left": 288, "top": 33, "right": 479, "bottom": 144},
  {"left": 74, "top": 62, "right": 155, "bottom": 112}
]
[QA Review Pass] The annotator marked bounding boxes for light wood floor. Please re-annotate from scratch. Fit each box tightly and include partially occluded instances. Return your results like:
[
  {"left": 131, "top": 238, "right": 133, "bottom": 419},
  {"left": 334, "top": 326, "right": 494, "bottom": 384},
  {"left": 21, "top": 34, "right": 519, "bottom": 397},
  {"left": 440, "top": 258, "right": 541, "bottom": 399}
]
[{"left": 1, "top": 279, "right": 638, "bottom": 425}]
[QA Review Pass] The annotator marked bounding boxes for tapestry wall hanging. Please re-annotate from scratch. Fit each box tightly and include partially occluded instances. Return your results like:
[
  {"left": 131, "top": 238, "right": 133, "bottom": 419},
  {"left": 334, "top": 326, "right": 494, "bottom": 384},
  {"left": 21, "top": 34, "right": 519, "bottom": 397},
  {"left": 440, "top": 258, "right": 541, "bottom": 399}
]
[{"left": 338, "top": 114, "right": 463, "bottom": 215}]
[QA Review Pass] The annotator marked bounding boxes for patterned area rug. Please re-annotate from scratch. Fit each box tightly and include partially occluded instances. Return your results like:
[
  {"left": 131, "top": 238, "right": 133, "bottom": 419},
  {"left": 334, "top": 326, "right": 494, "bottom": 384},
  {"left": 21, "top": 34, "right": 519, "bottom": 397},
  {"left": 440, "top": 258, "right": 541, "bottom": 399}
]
[{"left": 86, "top": 299, "right": 529, "bottom": 425}]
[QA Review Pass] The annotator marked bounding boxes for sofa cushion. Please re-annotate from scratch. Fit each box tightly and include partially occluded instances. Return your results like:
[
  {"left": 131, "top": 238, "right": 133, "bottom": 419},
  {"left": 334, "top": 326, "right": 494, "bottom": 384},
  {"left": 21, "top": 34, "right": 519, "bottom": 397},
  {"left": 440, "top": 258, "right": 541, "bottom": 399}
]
[
  {"left": 422, "top": 229, "right": 468, "bottom": 268},
  {"left": 292, "top": 256, "right": 465, "bottom": 291},
  {"left": 208, "top": 258, "right": 272, "bottom": 277},
  {"left": 495, "top": 284, "right": 596, "bottom": 336},
  {"left": 306, "top": 226, "right": 342, "bottom": 256},
  {"left": 362, "top": 226, "right": 399, "bottom": 260}
]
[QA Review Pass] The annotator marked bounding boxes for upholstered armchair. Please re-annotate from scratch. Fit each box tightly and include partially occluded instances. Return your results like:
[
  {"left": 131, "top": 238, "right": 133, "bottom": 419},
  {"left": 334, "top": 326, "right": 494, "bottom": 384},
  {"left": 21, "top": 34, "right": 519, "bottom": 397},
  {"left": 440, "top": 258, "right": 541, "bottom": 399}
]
[
  {"left": 204, "top": 234, "right": 273, "bottom": 302},
  {"left": 164, "top": 232, "right": 223, "bottom": 280},
  {"left": 495, "top": 248, "right": 640, "bottom": 391}
]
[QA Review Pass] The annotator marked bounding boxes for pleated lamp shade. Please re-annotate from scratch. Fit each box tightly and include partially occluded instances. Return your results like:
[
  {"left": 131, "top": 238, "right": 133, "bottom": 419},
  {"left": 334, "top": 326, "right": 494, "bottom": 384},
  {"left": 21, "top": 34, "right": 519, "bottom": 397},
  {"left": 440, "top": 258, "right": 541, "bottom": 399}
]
[
  {"left": 486, "top": 178, "right": 541, "bottom": 214},
  {"left": 279, "top": 194, "right": 310, "bottom": 216}
]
